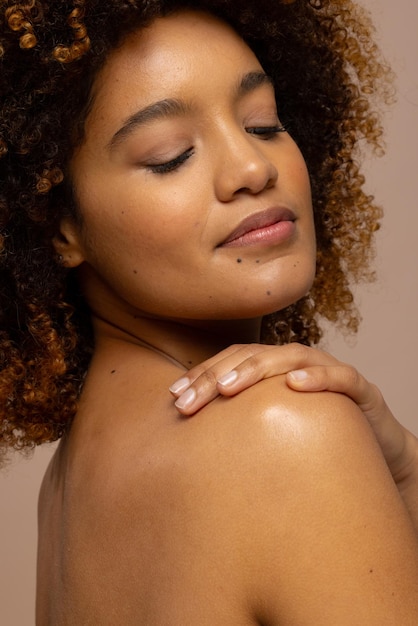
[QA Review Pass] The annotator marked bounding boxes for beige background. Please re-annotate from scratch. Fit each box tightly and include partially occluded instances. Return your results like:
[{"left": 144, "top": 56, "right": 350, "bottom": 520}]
[{"left": 1, "top": 1, "right": 417, "bottom": 623}]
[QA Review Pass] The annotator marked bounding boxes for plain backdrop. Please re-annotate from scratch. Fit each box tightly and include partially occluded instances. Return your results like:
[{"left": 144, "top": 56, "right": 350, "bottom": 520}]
[{"left": 1, "top": 1, "right": 417, "bottom": 623}]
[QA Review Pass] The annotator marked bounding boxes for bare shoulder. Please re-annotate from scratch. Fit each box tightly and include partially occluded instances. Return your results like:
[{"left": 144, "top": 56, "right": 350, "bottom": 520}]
[
  {"left": 181, "top": 374, "right": 389, "bottom": 483},
  {"left": 156, "top": 376, "right": 418, "bottom": 624},
  {"left": 50, "top": 371, "right": 418, "bottom": 624},
  {"left": 104, "top": 374, "right": 383, "bottom": 510},
  {"left": 201, "top": 376, "right": 418, "bottom": 623}
]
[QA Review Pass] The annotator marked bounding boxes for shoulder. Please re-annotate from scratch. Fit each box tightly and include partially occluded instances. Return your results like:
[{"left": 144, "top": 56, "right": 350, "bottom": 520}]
[
  {"left": 69, "top": 373, "right": 418, "bottom": 623},
  {"left": 70, "top": 365, "right": 389, "bottom": 511},
  {"left": 96, "top": 374, "right": 390, "bottom": 554},
  {"left": 188, "top": 376, "right": 418, "bottom": 623},
  {"left": 89, "top": 371, "right": 386, "bottom": 505},
  {"left": 191, "top": 374, "right": 405, "bottom": 528},
  {"left": 188, "top": 374, "right": 382, "bottom": 474}
]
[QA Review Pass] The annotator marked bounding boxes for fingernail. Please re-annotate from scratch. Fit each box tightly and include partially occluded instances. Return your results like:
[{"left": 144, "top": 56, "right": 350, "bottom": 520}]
[
  {"left": 174, "top": 387, "right": 196, "bottom": 410},
  {"left": 169, "top": 377, "right": 191, "bottom": 395},
  {"left": 288, "top": 369, "right": 308, "bottom": 382},
  {"left": 217, "top": 370, "right": 238, "bottom": 387}
]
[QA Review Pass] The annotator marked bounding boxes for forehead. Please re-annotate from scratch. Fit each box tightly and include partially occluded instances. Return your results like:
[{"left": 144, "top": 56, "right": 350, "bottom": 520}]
[
  {"left": 76, "top": 8, "right": 271, "bottom": 158},
  {"left": 90, "top": 9, "right": 262, "bottom": 104}
]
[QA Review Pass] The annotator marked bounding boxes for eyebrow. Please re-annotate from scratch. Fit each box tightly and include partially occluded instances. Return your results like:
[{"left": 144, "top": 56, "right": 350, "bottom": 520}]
[
  {"left": 108, "top": 98, "right": 190, "bottom": 151},
  {"left": 238, "top": 71, "right": 274, "bottom": 96},
  {"left": 107, "top": 71, "right": 274, "bottom": 152}
]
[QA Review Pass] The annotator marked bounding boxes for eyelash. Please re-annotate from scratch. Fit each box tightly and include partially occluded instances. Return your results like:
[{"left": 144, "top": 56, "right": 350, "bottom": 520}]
[
  {"left": 247, "top": 124, "right": 287, "bottom": 139},
  {"left": 148, "top": 148, "right": 195, "bottom": 174},
  {"left": 147, "top": 125, "right": 287, "bottom": 175}
]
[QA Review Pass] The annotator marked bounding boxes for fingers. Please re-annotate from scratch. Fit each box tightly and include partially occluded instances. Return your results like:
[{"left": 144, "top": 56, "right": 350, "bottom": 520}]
[
  {"left": 214, "top": 344, "right": 335, "bottom": 397},
  {"left": 169, "top": 343, "right": 337, "bottom": 415},
  {"left": 169, "top": 344, "right": 275, "bottom": 414},
  {"left": 173, "top": 343, "right": 271, "bottom": 388},
  {"left": 286, "top": 364, "right": 381, "bottom": 413}
]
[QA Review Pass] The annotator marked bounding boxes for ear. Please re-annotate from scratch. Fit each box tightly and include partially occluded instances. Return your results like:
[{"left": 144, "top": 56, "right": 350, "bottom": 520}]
[{"left": 52, "top": 217, "right": 85, "bottom": 268}]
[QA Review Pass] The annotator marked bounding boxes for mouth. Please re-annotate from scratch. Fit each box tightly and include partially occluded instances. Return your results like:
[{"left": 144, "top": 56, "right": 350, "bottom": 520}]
[{"left": 219, "top": 206, "right": 297, "bottom": 248}]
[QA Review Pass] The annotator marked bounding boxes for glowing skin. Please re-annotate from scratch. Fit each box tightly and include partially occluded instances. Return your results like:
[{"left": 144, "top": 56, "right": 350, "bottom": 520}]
[{"left": 60, "top": 9, "right": 316, "bottom": 346}]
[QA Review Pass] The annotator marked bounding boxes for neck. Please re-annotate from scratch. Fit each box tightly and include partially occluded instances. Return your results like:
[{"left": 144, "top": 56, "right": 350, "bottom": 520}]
[{"left": 92, "top": 312, "right": 262, "bottom": 370}]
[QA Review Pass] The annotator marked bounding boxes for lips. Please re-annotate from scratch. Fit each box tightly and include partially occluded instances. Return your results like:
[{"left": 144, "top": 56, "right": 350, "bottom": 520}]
[{"left": 219, "top": 206, "right": 296, "bottom": 247}]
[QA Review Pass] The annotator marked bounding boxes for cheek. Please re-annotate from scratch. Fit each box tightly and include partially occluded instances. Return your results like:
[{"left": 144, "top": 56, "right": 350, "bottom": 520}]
[
  {"left": 78, "top": 194, "right": 197, "bottom": 281},
  {"left": 281, "top": 139, "right": 312, "bottom": 193},
  {"left": 288, "top": 161, "right": 311, "bottom": 200}
]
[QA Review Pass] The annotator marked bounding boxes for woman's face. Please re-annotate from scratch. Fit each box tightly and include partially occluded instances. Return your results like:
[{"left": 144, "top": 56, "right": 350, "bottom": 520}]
[{"left": 65, "top": 9, "right": 316, "bottom": 323}]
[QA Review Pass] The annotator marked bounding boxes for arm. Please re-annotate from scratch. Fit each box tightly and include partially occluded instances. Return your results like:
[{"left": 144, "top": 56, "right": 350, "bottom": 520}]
[{"left": 169, "top": 342, "right": 418, "bottom": 531}]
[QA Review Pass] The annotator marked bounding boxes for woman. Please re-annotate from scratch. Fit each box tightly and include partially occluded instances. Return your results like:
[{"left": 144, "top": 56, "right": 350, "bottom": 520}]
[{"left": 1, "top": 0, "right": 417, "bottom": 623}]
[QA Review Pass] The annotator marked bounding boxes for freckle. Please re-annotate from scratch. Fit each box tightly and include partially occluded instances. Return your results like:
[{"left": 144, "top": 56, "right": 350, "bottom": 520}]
[
  {"left": 187, "top": 360, "right": 193, "bottom": 365},
  {"left": 133, "top": 269, "right": 138, "bottom": 274},
  {"left": 111, "top": 370, "right": 116, "bottom": 374},
  {"left": 236, "top": 258, "right": 242, "bottom": 263},
  {"left": 256, "top": 260, "right": 260, "bottom": 264},
  {"left": 369, "top": 569, "right": 373, "bottom": 574},
  {"left": 266, "top": 291, "right": 271, "bottom": 296}
]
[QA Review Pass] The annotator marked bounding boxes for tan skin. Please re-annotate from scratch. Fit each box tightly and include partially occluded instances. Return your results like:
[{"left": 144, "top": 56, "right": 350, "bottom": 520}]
[
  {"left": 37, "top": 10, "right": 418, "bottom": 624},
  {"left": 171, "top": 342, "right": 418, "bottom": 532}
]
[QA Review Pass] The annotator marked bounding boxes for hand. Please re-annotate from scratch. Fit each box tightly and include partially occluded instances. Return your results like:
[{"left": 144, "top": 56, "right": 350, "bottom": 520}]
[
  {"left": 169, "top": 343, "right": 341, "bottom": 414},
  {"left": 169, "top": 343, "right": 418, "bottom": 509}
]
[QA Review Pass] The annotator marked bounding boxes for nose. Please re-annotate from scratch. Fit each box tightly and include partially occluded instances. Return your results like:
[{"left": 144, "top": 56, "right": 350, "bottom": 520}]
[{"left": 213, "top": 129, "right": 279, "bottom": 201}]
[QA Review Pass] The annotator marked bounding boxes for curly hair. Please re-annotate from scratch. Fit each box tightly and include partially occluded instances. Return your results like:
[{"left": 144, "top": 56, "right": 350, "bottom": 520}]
[{"left": 0, "top": 0, "right": 392, "bottom": 456}]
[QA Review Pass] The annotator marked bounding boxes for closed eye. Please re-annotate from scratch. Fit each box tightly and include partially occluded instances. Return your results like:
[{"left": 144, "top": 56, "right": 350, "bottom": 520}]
[
  {"left": 145, "top": 124, "right": 285, "bottom": 174},
  {"left": 147, "top": 147, "right": 194, "bottom": 174},
  {"left": 246, "top": 125, "right": 287, "bottom": 139}
]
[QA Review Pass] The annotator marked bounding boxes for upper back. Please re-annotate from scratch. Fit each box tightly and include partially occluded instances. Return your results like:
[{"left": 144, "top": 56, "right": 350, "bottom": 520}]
[{"left": 37, "top": 349, "right": 418, "bottom": 625}]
